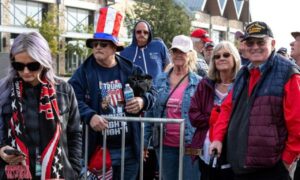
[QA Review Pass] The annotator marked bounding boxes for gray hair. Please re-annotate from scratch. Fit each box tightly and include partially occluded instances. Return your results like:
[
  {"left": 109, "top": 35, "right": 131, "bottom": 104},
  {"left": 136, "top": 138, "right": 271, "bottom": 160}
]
[
  {"left": 0, "top": 32, "right": 58, "bottom": 110},
  {"left": 10, "top": 32, "right": 58, "bottom": 84},
  {"left": 208, "top": 41, "right": 241, "bottom": 82}
]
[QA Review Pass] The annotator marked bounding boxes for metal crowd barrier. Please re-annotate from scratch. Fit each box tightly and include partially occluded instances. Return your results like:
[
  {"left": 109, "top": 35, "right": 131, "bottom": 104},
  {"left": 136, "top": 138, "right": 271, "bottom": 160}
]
[{"left": 84, "top": 116, "right": 185, "bottom": 180}]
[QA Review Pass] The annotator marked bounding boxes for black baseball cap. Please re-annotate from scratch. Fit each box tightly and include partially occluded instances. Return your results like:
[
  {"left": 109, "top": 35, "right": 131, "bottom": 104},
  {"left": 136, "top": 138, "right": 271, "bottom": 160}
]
[
  {"left": 242, "top": 21, "right": 274, "bottom": 41},
  {"left": 204, "top": 42, "right": 215, "bottom": 48}
]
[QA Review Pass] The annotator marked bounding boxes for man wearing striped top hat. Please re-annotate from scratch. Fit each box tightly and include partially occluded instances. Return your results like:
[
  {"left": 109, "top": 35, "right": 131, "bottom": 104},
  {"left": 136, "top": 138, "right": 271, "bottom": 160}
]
[{"left": 69, "top": 7, "right": 157, "bottom": 179}]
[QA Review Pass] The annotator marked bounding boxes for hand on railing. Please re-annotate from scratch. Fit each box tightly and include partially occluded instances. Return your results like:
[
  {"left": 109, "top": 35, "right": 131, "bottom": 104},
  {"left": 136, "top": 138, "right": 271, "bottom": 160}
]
[{"left": 90, "top": 114, "right": 109, "bottom": 132}]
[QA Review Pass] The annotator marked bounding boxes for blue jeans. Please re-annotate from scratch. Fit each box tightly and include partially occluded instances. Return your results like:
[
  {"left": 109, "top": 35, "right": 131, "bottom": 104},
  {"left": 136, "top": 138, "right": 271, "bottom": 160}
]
[
  {"left": 112, "top": 158, "right": 139, "bottom": 180},
  {"left": 156, "top": 146, "right": 200, "bottom": 180}
]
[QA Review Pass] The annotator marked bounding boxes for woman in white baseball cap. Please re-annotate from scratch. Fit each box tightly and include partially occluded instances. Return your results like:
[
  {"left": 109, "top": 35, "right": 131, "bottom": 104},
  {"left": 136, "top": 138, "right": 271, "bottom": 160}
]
[{"left": 145, "top": 35, "right": 201, "bottom": 180}]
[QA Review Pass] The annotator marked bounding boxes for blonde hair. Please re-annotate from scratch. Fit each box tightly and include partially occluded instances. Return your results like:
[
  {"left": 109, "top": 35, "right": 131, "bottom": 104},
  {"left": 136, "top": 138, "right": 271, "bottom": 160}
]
[
  {"left": 208, "top": 41, "right": 241, "bottom": 82},
  {"left": 187, "top": 49, "right": 197, "bottom": 72},
  {"left": 170, "top": 49, "right": 197, "bottom": 72}
]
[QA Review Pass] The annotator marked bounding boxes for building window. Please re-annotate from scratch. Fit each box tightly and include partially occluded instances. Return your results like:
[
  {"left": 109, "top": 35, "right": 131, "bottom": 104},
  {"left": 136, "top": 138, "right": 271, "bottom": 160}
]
[
  {"left": 228, "top": 32, "right": 235, "bottom": 43},
  {"left": 65, "top": 39, "right": 90, "bottom": 74},
  {"left": 9, "top": 0, "right": 45, "bottom": 26},
  {"left": 65, "top": 7, "right": 93, "bottom": 33},
  {"left": 212, "top": 30, "right": 226, "bottom": 44}
]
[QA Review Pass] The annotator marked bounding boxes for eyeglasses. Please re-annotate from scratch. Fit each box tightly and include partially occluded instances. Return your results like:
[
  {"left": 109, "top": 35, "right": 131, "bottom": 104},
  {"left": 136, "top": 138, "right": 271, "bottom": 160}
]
[
  {"left": 136, "top": 30, "right": 149, "bottom": 35},
  {"left": 91, "top": 41, "right": 110, "bottom": 48},
  {"left": 11, "top": 61, "right": 41, "bottom": 71},
  {"left": 245, "top": 39, "right": 267, "bottom": 47},
  {"left": 213, "top": 52, "right": 231, "bottom": 60}
]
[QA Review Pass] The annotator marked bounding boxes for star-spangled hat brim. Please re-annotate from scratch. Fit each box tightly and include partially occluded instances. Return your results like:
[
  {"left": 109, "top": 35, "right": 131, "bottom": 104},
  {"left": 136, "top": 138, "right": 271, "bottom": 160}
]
[{"left": 86, "top": 33, "right": 124, "bottom": 51}]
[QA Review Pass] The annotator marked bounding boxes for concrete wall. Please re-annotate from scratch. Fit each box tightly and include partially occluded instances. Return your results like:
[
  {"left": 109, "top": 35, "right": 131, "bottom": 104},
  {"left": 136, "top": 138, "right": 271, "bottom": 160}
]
[{"left": 0, "top": 53, "right": 10, "bottom": 79}]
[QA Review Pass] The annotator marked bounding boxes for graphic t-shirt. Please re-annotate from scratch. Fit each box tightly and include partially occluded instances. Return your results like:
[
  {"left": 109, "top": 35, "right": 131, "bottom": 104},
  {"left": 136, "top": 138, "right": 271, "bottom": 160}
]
[
  {"left": 164, "top": 81, "right": 188, "bottom": 147},
  {"left": 97, "top": 64, "right": 132, "bottom": 149}
]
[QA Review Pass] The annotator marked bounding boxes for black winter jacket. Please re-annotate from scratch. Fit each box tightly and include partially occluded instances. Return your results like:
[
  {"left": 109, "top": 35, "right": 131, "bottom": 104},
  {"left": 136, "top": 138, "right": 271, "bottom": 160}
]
[{"left": 1, "top": 79, "right": 82, "bottom": 179}]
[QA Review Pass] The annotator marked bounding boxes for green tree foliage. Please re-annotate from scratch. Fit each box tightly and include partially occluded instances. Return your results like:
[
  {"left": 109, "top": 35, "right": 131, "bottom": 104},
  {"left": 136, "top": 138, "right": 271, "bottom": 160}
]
[
  {"left": 25, "top": 6, "right": 60, "bottom": 55},
  {"left": 129, "top": 0, "right": 191, "bottom": 46}
]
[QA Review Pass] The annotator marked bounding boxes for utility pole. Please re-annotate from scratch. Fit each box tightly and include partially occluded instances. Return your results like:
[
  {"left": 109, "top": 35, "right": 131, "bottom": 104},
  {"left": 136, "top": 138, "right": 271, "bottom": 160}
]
[{"left": 56, "top": 0, "right": 60, "bottom": 74}]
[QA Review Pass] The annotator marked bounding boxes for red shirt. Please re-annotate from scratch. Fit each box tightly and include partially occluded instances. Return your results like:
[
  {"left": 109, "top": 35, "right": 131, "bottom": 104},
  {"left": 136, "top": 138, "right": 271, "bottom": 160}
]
[{"left": 213, "top": 74, "right": 300, "bottom": 165}]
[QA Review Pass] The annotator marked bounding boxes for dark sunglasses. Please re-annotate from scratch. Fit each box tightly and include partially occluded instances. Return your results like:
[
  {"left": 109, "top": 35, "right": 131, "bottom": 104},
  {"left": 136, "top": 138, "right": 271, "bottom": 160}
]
[
  {"left": 91, "top": 41, "right": 110, "bottom": 48},
  {"left": 245, "top": 39, "right": 267, "bottom": 47},
  {"left": 213, "top": 52, "right": 231, "bottom": 60},
  {"left": 11, "top": 61, "right": 41, "bottom": 71},
  {"left": 136, "top": 30, "right": 149, "bottom": 35}
]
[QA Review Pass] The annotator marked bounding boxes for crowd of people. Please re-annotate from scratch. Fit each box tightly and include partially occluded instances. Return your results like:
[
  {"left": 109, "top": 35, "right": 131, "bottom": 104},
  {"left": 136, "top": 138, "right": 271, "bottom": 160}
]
[{"left": 0, "top": 6, "right": 300, "bottom": 180}]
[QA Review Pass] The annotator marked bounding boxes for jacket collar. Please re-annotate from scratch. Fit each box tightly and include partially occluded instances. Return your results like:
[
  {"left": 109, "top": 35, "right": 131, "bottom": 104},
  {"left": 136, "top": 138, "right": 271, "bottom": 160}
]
[
  {"left": 164, "top": 67, "right": 200, "bottom": 86},
  {"left": 246, "top": 50, "right": 276, "bottom": 74}
]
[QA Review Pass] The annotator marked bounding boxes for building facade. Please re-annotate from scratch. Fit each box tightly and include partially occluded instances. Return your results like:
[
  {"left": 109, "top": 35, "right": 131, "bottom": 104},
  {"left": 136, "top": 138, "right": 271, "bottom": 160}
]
[
  {"left": 175, "top": 0, "right": 250, "bottom": 44},
  {"left": 0, "top": 0, "right": 249, "bottom": 76}
]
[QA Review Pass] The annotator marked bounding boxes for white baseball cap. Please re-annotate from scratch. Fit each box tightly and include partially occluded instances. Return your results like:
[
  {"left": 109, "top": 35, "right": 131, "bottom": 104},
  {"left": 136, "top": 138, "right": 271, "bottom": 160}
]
[{"left": 170, "top": 35, "right": 193, "bottom": 53}]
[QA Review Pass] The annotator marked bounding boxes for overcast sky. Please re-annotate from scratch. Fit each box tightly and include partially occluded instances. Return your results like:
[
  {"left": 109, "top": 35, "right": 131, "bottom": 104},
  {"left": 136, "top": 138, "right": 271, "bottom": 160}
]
[{"left": 250, "top": 0, "right": 300, "bottom": 53}]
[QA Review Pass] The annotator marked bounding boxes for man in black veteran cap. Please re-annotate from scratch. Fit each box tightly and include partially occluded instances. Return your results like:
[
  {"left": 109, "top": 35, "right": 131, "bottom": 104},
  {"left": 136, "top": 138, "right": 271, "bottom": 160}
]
[{"left": 210, "top": 21, "right": 300, "bottom": 180}]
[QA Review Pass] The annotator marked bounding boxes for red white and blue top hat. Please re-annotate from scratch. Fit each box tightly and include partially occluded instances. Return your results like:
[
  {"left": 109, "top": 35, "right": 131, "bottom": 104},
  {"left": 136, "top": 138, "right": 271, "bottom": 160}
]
[{"left": 86, "top": 7, "right": 124, "bottom": 51}]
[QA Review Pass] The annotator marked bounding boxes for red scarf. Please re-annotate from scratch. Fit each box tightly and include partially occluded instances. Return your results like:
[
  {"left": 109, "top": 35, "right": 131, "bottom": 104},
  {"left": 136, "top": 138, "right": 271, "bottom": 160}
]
[{"left": 7, "top": 78, "right": 64, "bottom": 179}]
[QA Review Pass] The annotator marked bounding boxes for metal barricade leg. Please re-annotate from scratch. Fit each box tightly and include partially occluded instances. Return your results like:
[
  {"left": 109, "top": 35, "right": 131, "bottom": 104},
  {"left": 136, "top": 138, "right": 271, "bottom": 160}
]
[
  {"left": 83, "top": 124, "right": 108, "bottom": 180},
  {"left": 100, "top": 116, "right": 185, "bottom": 180},
  {"left": 121, "top": 121, "right": 126, "bottom": 180},
  {"left": 178, "top": 122, "right": 185, "bottom": 180},
  {"left": 102, "top": 129, "right": 107, "bottom": 180},
  {"left": 84, "top": 124, "right": 88, "bottom": 180},
  {"left": 159, "top": 122, "right": 163, "bottom": 180},
  {"left": 139, "top": 121, "right": 145, "bottom": 180}
]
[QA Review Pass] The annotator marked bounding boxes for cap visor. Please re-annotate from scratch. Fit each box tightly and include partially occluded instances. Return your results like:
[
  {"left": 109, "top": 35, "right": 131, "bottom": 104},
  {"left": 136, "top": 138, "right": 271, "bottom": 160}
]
[
  {"left": 86, "top": 38, "right": 124, "bottom": 51},
  {"left": 292, "top": 32, "right": 300, "bottom": 39},
  {"left": 202, "top": 37, "right": 212, "bottom": 43},
  {"left": 170, "top": 46, "right": 189, "bottom": 53},
  {"left": 242, "top": 34, "right": 268, "bottom": 41}
]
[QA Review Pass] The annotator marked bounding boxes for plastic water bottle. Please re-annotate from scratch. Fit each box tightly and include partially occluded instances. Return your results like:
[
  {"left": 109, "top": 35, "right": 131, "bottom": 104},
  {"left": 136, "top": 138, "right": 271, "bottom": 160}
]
[{"left": 124, "top": 83, "right": 134, "bottom": 102}]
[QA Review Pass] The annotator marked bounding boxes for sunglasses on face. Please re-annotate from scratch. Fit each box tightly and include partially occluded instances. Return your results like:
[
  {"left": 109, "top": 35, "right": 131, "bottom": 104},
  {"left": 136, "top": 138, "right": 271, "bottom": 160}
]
[
  {"left": 11, "top": 61, "right": 41, "bottom": 71},
  {"left": 91, "top": 41, "right": 110, "bottom": 48},
  {"left": 136, "top": 30, "right": 149, "bottom": 35},
  {"left": 245, "top": 39, "right": 267, "bottom": 47},
  {"left": 213, "top": 52, "right": 231, "bottom": 60}
]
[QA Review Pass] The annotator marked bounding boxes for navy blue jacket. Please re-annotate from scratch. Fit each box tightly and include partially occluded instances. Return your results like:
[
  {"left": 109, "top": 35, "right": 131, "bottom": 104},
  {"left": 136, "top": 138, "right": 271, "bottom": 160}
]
[
  {"left": 68, "top": 54, "right": 157, "bottom": 161},
  {"left": 228, "top": 52, "right": 299, "bottom": 173},
  {"left": 120, "top": 20, "right": 170, "bottom": 83}
]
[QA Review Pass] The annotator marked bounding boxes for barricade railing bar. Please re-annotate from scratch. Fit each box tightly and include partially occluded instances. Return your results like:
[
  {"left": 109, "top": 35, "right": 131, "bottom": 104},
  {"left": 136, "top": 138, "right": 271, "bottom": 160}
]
[{"left": 84, "top": 116, "right": 185, "bottom": 180}]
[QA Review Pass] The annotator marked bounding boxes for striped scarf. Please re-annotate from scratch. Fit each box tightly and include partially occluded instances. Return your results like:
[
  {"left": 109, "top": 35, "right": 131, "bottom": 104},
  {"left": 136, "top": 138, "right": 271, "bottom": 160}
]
[{"left": 6, "top": 78, "right": 64, "bottom": 179}]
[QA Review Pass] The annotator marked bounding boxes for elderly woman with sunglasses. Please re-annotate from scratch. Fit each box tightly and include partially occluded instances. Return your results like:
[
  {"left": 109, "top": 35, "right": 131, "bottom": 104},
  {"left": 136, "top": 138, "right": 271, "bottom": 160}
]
[
  {"left": 189, "top": 41, "right": 241, "bottom": 180},
  {"left": 0, "top": 32, "right": 82, "bottom": 179},
  {"left": 144, "top": 35, "right": 201, "bottom": 180}
]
